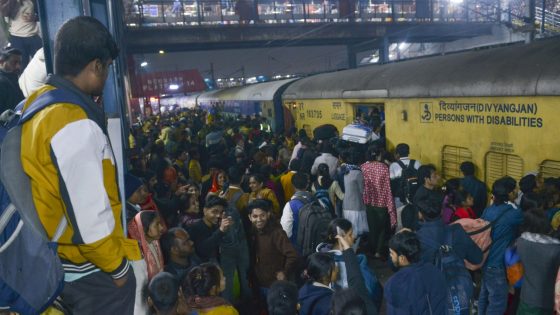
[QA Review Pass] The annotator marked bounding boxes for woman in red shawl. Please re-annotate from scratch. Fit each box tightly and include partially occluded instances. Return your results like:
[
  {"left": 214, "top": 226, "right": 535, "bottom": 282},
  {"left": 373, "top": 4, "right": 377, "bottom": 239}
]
[{"left": 128, "top": 210, "right": 165, "bottom": 280}]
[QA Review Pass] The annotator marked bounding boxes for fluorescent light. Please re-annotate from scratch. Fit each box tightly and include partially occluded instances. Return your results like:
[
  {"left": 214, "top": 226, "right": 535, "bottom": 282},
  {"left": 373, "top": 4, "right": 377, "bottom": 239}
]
[
  {"left": 398, "top": 42, "right": 408, "bottom": 50},
  {"left": 140, "top": 61, "right": 148, "bottom": 67},
  {"left": 169, "top": 84, "right": 179, "bottom": 90},
  {"left": 159, "top": 50, "right": 165, "bottom": 54}
]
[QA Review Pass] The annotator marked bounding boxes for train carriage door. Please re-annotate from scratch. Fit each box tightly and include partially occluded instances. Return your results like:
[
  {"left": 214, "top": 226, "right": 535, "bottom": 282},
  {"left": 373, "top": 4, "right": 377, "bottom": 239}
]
[
  {"left": 352, "top": 103, "right": 385, "bottom": 142},
  {"left": 352, "top": 103, "right": 385, "bottom": 125},
  {"left": 485, "top": 152, "right": 524, "bottom": 187}
]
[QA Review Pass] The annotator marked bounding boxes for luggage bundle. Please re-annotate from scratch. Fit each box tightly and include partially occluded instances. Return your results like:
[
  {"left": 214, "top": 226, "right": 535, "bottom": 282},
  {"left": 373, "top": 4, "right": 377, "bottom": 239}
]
[{"left": 341, "top": 124, "right": 373, "bottom": 144}]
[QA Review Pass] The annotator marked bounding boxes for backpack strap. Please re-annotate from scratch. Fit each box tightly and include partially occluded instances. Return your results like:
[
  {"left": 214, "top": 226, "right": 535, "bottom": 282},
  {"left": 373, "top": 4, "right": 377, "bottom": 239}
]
[
  {"left": 0, "top": 89, "right": 77, "bottom": 242},
  {"left": 19, "top": 88, "right": 85, "bottom": 125},
  {"left": 407, "top": 160, "right": 416, "bottom": 171},
  {"left": 396, "top": 159, "right": 406, "bottom": 171},
  {"left": 467, "top": 204, "right": 511, "bottom": 236}
]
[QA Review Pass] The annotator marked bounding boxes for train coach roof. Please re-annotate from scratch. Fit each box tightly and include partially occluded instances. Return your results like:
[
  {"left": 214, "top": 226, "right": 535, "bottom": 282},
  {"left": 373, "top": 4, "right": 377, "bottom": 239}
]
[
  {"left": 282, "top": 37, "right": 560, "bottom": 99},
  {"left": 197, "top": 78, "right": 298, "bottom": 103}
]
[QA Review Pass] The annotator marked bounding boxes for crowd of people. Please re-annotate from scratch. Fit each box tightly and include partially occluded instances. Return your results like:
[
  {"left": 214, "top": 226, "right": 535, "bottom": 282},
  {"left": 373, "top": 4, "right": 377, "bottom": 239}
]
[{"left": 0, "top": 9, "right": 560, "bottom": 315}]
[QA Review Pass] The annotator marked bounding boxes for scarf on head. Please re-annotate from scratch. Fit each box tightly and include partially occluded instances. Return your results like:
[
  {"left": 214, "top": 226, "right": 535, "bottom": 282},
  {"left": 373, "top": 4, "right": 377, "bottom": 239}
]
[{"left": 128, "top": 210, "right": 164, "bottom": 281}]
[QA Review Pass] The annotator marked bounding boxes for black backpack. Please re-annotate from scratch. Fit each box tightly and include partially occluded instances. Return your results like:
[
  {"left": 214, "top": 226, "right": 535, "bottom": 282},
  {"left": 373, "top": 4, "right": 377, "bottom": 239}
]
[
  {"left": 391, "top": 160, "right": 419, "bottom": 204},
  {"left": 296, "top": 200, "right": 333, "bottom": 257},
  {"left": 424, "top": 230, "right": 473, "bottom": 315}
]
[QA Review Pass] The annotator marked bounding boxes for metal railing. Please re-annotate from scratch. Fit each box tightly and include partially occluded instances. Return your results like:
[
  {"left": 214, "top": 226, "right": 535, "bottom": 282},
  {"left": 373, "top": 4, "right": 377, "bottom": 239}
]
[
  {"left": 124, "top": 0, "right": 503, "bottom": 27},
  {"left": 536, "top": 6, "right": 560, "bottom": 33}
]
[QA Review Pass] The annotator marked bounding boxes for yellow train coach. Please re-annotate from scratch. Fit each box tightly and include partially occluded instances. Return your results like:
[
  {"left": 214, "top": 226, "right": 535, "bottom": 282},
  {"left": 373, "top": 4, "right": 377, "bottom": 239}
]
[{"left": 282, "top": 38, "right": 560, "bottom": 184}]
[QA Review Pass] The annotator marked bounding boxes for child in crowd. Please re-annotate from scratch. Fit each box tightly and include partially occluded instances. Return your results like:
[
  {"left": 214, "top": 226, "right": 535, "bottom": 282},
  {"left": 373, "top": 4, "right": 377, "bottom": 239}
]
[
  {"left": 298, "top": 253, "right": 336, "bottom": 315},
  {"left": 179, "top": 193, "right": 201, "bottom": 227},
  {"left": 451, "top": 189, "right": 477, "bottom": 221},
  {"left": 129, "top": 210, "right": 166, "bottom": 280},
  {"left": 316, "top": 219, "right": 382, "bottom": 311},
  {"left": 183, "top": 263, "right": 238, "bottom": 315},
  {"left": 147, "top": 272, "right": 190, "bottom": 315},
  {"left": 267, "top": 281, "right": 299, "bottom": 315}
]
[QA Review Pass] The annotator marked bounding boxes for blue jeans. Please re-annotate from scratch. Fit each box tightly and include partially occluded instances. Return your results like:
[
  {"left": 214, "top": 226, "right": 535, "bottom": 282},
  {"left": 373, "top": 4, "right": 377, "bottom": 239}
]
[{"left": 478, "top": 267, "right": 508, "bottom": 315}]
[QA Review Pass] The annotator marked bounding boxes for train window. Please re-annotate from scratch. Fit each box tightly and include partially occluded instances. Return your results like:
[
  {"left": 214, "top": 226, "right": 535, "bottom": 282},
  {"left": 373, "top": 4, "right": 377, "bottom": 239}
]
[
  {"left": 441, "top": 145, "right": 472, "bottom": 179},
  {"left": 485, "top": 152, "right": 524, "bottom": 187},
  {"left": 539, "top": 160, "right": 560, "bottom": 178}
]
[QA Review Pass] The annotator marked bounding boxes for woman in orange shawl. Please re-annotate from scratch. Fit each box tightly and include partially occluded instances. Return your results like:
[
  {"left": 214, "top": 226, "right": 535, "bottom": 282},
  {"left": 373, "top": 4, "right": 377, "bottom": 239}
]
[{"left": 128, "top": 210, "right": 165, "bottom": 280}]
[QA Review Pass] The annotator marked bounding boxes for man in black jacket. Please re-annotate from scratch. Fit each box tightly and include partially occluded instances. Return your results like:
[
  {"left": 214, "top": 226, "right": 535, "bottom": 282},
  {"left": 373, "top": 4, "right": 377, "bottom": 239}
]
[
  {"left": 186, "top": 195, "right": 232, "bottom": 262},
  {"left": 0, "top": 48, "right": 24, "bottom": 113}
]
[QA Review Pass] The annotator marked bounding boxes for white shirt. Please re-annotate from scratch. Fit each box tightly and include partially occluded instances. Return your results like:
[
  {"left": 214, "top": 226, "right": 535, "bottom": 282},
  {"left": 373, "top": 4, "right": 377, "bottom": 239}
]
[
  {"left": 7, "top": 0, "right": 39, "bottom": 37},
  {"left": 290, "top": 141, "right": 304, "bottom": 161},
  {"left": 280, "top": 197, "right": 296, "bottom": 237},
  {"left": 389, "top": 157, "right": 421, "bottom": 179},
  {"left": 311, "top": 153, "right": 339, "bottom": 177}
]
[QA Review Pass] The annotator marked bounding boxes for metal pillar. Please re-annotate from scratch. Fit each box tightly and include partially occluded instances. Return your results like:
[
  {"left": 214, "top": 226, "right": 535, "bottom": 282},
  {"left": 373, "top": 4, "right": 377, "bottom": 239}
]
[
  {"left": 379, "top": 35, "right": 389, "bottom": 63},
  {"left": 347, "top": 45, "right": 357, "bottom": 68}
]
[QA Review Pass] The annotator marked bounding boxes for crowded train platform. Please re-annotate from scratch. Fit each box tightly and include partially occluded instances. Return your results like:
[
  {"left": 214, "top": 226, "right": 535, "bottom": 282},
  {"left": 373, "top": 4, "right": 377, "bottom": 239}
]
[{"left": 1, "top": 0, "right": 560, "bottom": 314}]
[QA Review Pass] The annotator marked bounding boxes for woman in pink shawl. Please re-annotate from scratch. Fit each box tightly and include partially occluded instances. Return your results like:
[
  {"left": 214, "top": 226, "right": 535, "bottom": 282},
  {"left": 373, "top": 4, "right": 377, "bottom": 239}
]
[{"left": 128, "top": 210, "right": 165, "bottom": 280}]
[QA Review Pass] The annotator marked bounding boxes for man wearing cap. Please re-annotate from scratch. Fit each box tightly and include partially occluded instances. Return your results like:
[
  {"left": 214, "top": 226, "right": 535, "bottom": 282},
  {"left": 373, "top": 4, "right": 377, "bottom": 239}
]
[{"left": 0, "top": 48, "right": 24, "bottom": 113}]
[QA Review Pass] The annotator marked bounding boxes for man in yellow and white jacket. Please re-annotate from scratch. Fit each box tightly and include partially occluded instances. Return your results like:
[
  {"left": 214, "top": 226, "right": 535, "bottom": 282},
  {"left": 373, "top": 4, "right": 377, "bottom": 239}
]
[{"left": 19, "top": 17, "right": 140, "bottom": 314}]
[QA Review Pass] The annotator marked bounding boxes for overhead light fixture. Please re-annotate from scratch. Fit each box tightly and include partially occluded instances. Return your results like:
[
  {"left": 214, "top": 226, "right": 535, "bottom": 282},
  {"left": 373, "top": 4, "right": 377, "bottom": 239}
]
[
  {"left": 169, "top": 84, "right": 179, "bottom": 90},
  {"left": 140, "top": 61, "right": 148, "bottom": 67},
  {"left": 159, "top": 50, "right": 165, "bottom": 54}
]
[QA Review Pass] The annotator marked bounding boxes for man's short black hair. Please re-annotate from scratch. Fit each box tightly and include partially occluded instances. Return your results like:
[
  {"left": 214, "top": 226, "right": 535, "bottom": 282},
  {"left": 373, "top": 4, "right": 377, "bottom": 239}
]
[
  {"left": 247, "top": 198, "right": 272, "bottom": 214},
  {"left": 519, "top": 174, "right": 537, "bottom": 194},
  {"left": 148, "top": 272, "right": 179, "bottom": 313},
  {"left": 288, "top": 159, "right": 301, "bottom": 172},
  {"left": 389, "top": 230, "right": 421, "bottom": 263},
  {"left": 291, "top": 172, "right": 309, "bottom": 190},
  {"left": 395, "top": 143, "right": 410, "bottom": 157},
  {"left": 267, "top": 280, "right": 298, "bottom": 315},
  {"left": 204, "top": 195, "right": 228, "bottom": 209},
  {"left": 54, "top": 16, "right": 119, "bottom": 76},
  {"left": 416, "top": 199, "right": 442, "bottom": 220},
  {"left": 227, "top": 166, "right": 243, "bottom": 184},
  {"left": 0, "top": 47, "right": 22, "bottom": 62},
  {"left": 460, "top": 161, "right": 475, "bottom": 176},
  {"left": 160, "top": 227, "right": 185, "bottom": 264},
  {"left": 417, "top": 164, "right": 436, "bottom": 185},
  {"left": 492, "top": 176, "right": 517, "bottom": 205}
]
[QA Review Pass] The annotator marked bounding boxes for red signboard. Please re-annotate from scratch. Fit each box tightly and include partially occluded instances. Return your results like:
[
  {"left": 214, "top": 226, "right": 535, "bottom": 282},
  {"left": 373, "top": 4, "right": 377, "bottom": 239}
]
[{"left": 130, "top": 69, "right": 206, "bottom": 97}]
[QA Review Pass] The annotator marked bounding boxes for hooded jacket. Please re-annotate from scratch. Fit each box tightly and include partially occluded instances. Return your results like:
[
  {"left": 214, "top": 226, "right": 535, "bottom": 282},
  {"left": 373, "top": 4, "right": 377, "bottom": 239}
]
[
  {"left": 385, "top": 262, "right": 447, "bottom": 315},
  {"left": 298, "top": 282, "right": 332, "bottom": 315}
]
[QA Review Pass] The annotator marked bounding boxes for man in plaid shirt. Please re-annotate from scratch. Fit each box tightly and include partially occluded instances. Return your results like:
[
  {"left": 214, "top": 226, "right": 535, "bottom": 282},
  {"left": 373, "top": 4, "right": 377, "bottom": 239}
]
[{"left": 361, "top": 146, "right": 396, "bottom": 259}]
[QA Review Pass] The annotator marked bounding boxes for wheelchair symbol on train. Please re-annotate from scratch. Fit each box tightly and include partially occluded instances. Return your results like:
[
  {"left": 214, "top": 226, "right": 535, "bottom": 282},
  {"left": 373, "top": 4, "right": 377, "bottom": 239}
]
[{"left": 420, "top": 103, "right": 433, "bottom": 123}]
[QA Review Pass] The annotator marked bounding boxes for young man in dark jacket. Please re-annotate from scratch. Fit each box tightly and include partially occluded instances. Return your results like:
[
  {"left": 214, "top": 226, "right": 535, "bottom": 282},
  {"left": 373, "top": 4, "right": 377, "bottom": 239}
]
[
  {"left": 416, "top": 199, "right": 483, "bottom": 314},
  {"left": 385, "top": 230, "right": 447, "bottom": 315},
  {"left": 460, "top": 161, "right": 488, "bottom": 216},
  {"left": 186, "top": 195, "right": 232, "bottom": 262},
  {"left": 478, "top": 176, "right": 523, "bottom": 315},
  {"left": 247, "top": 199, "right": 299, "bottom": 294}
]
